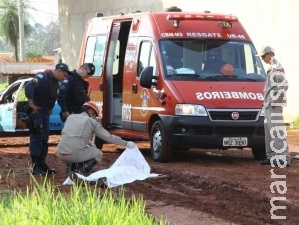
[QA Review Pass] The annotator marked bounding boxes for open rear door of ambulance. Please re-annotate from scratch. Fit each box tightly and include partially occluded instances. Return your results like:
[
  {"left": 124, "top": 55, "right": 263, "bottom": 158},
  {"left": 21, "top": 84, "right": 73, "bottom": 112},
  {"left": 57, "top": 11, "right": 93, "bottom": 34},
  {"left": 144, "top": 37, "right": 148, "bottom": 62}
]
[{"left": 80, "top": 18, "right": 115, "bottom": 128}]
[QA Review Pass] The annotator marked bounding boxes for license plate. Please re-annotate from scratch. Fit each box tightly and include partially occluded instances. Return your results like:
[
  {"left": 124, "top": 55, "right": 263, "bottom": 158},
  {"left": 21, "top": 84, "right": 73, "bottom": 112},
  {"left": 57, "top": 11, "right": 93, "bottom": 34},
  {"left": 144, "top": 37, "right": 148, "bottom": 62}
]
[{"left": 223, "top": 137, "right": 248, "bottom": 146}]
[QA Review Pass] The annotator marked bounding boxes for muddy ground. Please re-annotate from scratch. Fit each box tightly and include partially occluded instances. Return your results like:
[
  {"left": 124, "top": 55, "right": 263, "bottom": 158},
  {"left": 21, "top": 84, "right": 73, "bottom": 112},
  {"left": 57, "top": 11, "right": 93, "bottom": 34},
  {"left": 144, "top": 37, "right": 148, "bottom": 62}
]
[{"left": 1, "top": 130, "right": 299, "bottom": 225}]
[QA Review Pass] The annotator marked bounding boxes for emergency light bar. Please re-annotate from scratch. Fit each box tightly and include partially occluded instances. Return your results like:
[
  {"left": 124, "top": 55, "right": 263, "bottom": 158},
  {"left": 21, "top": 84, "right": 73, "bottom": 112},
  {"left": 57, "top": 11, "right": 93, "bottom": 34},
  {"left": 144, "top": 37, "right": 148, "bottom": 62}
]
[{"left": 167, "top": 14, "right": 238, "bottom": 28}]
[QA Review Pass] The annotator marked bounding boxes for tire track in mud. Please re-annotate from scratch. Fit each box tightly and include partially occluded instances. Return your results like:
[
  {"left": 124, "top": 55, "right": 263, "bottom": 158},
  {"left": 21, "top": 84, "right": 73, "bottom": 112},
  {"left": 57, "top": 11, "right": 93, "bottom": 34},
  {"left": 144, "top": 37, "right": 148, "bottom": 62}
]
[{"left": 123, "top": 165, "right": 299, "bottom": 225}]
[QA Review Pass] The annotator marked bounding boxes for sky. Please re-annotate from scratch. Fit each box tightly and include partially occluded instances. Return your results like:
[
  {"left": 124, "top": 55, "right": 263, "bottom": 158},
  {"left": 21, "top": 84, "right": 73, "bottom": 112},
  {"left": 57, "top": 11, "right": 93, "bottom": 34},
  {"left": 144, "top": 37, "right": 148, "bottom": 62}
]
[{"left": 27, "top": 0, "right": 58, "bottom": 26}]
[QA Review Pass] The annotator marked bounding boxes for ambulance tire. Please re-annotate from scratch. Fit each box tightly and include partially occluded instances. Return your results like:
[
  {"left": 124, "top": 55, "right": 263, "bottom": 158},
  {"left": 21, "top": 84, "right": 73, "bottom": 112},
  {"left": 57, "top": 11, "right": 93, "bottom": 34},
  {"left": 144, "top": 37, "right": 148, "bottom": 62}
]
[
  {"left": 251, "top": 147, "right": 267, "bottom": 160},
  {"left": 150, "top": 120, "right": 173, "bottom": 162}
]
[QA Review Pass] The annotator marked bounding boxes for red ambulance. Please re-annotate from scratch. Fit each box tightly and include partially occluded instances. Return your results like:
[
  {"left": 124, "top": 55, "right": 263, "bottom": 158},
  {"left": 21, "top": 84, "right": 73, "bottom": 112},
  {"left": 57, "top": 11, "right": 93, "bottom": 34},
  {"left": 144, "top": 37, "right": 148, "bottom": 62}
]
[{"left": 78, "top": 9, "right": 266, "bottom": 162}]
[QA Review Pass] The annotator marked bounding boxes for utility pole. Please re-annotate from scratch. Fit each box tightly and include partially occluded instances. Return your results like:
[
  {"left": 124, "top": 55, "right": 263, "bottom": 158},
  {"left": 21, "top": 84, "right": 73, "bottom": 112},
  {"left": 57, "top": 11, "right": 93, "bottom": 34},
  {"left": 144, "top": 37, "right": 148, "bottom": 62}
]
[{"left": 18, "top": 0, "right": 25, "bottom": 61}]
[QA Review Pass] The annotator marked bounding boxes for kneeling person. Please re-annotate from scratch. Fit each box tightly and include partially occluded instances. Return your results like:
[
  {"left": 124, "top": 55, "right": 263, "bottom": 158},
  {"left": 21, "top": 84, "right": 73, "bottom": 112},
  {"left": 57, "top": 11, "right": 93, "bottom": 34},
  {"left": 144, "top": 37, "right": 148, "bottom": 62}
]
[{"left": 56, "top": 101, "right": 136, "bottom": 174}]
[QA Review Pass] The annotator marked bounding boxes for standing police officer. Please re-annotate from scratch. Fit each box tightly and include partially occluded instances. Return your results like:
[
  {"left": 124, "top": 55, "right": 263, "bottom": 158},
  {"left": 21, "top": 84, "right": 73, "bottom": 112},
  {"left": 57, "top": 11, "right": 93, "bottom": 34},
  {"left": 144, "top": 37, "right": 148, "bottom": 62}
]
[
  {"left": 25, "top": 63, "right": 70, "bottom": 176},
  {"left": 57, "top": 63, "right": 95, "bottom": 122},
  {"left": 57, "top": 63, "right": 95, "bottom": 173}
]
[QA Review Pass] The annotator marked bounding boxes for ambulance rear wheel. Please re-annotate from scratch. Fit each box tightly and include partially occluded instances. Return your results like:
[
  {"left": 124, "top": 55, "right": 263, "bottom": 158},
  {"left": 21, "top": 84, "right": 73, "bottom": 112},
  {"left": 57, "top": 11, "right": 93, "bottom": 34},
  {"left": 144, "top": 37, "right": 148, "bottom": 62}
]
[
  {"left": 251, "top": 147, "right": 266, "bottom": 160},
  {"left": 150, "top": 120, "right": 173, "bottom": 162}
]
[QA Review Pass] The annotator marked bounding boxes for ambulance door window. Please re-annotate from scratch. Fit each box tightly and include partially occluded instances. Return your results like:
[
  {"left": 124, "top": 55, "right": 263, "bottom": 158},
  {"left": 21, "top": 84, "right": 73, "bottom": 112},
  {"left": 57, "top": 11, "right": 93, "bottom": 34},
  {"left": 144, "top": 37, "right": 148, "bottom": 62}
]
[
  {"left": 137, "top": 41, "right": 156, "bottom": 77},
  {"left": 84, "top": 35, "right": 107, "bottom": 77}
]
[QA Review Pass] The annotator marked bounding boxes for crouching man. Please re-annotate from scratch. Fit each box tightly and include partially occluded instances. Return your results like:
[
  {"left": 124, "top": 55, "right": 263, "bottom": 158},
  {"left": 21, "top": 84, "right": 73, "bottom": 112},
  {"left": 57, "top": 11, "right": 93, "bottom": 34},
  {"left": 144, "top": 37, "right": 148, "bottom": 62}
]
[{"left": 56, "top": 101, "right": 136, "bottom": 174}]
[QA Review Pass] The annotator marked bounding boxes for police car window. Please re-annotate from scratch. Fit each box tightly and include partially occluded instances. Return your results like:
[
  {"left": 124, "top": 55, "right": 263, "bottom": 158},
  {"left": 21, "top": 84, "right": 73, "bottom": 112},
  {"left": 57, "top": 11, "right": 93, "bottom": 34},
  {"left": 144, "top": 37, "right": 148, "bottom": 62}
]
[
  {"left": 16, "top": 86, "right": 26, "bottom": 101},
  {"left": 1, "top": 82, "right": 20, "bottom": 103}
]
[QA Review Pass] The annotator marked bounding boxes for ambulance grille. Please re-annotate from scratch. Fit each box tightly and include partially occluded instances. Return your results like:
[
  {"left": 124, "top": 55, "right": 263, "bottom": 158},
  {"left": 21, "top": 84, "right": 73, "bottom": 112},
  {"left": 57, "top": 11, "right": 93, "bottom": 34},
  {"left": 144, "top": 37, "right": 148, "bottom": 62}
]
[{"left": 208, "top": 110, "right": 259, "bottom": 121}]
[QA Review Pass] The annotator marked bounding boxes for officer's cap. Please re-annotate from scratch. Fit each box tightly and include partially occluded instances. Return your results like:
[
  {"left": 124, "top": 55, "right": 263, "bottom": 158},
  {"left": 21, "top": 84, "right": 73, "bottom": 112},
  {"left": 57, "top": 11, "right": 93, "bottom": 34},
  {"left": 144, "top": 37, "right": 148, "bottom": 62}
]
[
  {"left": 55, "top": 63, "right": 71, "bottom": 73},
  {"left": 257, "top": 46, "right": 275, "bottom": 57},
  {"left": 82, "top": 63, "right": 96, "bottom": 76}
]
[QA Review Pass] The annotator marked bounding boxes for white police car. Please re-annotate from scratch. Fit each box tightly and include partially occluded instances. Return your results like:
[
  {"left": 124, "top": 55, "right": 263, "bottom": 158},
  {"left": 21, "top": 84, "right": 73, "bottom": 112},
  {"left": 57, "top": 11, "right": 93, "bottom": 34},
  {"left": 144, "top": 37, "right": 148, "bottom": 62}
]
[{"left": 0, "top": 77, "right": 64, "bottom": 135}]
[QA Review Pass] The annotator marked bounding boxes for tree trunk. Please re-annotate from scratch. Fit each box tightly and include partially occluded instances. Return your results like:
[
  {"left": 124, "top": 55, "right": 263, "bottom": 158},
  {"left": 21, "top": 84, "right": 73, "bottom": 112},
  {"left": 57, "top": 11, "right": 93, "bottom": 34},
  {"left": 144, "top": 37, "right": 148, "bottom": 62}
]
[{"left": 14, "top": 43, "right": 19, "bottom": 62}]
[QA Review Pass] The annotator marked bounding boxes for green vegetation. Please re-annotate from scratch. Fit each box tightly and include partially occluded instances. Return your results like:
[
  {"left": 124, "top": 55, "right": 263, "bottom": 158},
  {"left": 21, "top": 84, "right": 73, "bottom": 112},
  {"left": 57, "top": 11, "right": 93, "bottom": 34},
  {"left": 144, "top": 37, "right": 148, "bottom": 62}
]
[
  {"left": 16, "top": 87, "right": 26, "bottom": 101},
  {"left": 0, "top": 178, "right": 166, "bottom": 225},
  {"left": 0, "top": 0, "right": 31, "bottom": 61},
  {"left": 0, "top": 0, "right": 60, "bottom": 58},
  {"left": 26, "top": 52, "right": 42, "bottom": 59},
  {"left": 0, "top": 82, "right": 7, "bottom": 90},
  {"left": 292, "top": 117, "right": 299, "bottom": 129}
]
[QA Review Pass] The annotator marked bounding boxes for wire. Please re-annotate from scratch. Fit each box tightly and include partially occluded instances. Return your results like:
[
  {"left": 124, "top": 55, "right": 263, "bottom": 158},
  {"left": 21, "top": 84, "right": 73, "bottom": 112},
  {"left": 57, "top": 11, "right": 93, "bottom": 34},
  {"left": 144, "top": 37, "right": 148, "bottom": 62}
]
[
  {"left": 27, "top": 0, "right": 58, "bottom": 16},
  {"left": 29, "top": 0, "right": 56, "bottom": 3},
  {"left": 0, "top": 4, "right": 58, "bottom": 16},
  {"left": 27, "top": 6, "right": 58, "bottom": 16}
]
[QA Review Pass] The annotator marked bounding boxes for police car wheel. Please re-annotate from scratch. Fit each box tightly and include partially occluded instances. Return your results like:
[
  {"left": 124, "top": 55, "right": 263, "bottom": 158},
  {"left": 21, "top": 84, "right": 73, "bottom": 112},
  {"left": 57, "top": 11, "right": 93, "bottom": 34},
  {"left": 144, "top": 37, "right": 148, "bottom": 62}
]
[
  {"left": 251, "top": 147, "right": 266, "bottom": 160},
  {"left": 150, "top": 120, "right": 173, "bottom": 162}
]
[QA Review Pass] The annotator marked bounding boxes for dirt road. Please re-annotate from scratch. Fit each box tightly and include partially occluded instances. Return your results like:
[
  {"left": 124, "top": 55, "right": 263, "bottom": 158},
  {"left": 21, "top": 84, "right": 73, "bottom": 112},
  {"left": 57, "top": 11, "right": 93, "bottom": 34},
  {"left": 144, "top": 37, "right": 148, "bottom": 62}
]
[{"left": 1, "top": 130, "right": 299, "bottom": 225}]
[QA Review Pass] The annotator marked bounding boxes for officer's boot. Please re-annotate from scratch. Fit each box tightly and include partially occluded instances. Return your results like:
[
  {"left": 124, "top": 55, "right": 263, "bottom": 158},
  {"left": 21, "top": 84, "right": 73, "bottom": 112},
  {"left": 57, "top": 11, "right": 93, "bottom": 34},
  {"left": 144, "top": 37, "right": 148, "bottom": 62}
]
[
  {"left": 73, "top": 162, "right": 84, "bottom": 175},
  {"left": 82, "top": 158, "right": 98, "bottom": 173},
  {"left": 39, "top": 157, "right": 56, "bottom": 175},
  {"left": 66, "top": 163, "right": 77, "bottom": 173},
  {"left": 30, "top": 156, "right": 46, "bottom": 176},
  {"left": 66, "top": 163, "right": 71, "bottom": 173}
]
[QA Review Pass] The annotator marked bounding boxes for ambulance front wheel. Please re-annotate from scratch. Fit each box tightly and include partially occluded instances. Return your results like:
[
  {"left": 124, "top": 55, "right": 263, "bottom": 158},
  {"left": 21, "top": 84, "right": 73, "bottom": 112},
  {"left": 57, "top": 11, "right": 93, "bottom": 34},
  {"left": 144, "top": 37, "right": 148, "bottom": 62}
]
[
  {"left": 150, "top": 120, "right": 173, "bottom": 162},
  {"left": 251, "top": 147, "right": 266, "bottom": 160}
]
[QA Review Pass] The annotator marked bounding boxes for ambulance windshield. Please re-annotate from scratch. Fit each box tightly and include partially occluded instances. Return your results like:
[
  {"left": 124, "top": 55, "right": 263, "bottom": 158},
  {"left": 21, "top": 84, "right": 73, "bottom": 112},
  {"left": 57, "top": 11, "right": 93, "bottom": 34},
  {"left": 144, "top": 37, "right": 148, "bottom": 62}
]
[{"left": 160, "top": 40, "right": 266, "bottom": 81}]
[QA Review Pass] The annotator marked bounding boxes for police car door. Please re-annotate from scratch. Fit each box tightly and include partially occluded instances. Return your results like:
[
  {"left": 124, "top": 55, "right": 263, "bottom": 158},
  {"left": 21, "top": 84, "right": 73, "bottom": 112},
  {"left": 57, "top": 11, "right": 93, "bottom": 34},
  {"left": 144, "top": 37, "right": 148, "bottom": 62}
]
[{"left": 0, "top": 80, "right": 24, "bottom": 132}]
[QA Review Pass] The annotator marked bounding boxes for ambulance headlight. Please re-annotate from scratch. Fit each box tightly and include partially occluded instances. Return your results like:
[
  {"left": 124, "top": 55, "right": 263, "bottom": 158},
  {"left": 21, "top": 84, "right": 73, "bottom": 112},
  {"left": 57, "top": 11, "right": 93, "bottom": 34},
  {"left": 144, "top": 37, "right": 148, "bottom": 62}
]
[
  {"left": 175, "top": 104, "right": 207, "bottom": 116},
  {"left": 259, "top": 108, "right": 265, "bottom": 117}
]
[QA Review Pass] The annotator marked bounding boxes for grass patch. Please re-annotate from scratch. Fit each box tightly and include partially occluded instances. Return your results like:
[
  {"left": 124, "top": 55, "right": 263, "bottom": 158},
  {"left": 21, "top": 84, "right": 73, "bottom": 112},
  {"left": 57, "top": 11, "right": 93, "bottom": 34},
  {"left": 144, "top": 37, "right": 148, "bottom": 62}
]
[
  {"left": 0, "top": 176, "right": 166, "bottom": 225},
  {"left": 0, "top": 82, "right": 8, "bottom": 91}
]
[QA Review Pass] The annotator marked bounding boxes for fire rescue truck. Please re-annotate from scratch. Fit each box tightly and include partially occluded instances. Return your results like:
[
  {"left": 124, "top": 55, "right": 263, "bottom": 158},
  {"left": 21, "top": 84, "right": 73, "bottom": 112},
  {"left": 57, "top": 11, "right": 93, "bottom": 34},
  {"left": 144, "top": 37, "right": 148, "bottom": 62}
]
[{"left": 78, "top": 9, "right": 267, "bottom": 162}]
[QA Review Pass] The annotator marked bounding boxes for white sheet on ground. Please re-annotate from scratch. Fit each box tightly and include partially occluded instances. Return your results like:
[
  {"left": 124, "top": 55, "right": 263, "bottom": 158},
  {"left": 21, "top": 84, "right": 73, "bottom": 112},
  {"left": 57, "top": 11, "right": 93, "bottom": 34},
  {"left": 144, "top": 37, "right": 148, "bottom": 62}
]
[
  {"left": 294, "top": 155, "right": 299, "bottom": 160},
  {"left": 63, "top": 146, "right": 159, "bottom": 188}
]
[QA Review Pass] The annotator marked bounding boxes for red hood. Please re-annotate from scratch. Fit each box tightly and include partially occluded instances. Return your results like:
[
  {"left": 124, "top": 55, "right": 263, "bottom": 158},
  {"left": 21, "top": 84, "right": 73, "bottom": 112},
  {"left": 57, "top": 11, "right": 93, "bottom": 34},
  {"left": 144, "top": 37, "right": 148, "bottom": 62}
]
[{"left": 171, "top": 81, "right": 264, "bottom": 109}]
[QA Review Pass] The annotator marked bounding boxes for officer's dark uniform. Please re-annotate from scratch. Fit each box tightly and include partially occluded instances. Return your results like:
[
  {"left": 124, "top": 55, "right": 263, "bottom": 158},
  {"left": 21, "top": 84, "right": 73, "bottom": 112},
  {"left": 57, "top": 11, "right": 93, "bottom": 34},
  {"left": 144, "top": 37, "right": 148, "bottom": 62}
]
[
  {"left": 57, "top": 71, "right": 89, "bottom": 116},
  {"left": 25, "top": 71, "right": 60, "bottom": 175},
  {"left": 57, "top": 63, "right": 95, "bottom": 173}
]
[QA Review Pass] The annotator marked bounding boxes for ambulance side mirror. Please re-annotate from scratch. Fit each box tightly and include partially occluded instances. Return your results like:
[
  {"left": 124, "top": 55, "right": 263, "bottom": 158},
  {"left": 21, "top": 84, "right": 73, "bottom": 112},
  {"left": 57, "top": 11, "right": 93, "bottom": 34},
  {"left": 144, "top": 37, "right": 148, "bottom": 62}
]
[{"left": 140, "top": 66, "right": 157, "bottom": 88}]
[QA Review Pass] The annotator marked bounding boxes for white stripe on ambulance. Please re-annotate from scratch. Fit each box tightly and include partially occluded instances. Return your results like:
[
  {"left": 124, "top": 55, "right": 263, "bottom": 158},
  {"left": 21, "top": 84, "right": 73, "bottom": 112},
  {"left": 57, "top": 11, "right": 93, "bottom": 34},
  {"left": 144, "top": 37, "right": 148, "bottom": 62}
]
[{"left": 196, "top": 92, "right": 264, "bottom": 100}]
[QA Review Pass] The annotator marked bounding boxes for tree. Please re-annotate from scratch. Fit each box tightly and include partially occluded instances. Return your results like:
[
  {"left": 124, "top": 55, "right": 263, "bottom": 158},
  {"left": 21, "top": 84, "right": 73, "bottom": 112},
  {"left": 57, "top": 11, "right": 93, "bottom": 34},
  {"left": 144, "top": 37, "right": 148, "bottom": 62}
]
[
  {"left": 43, "top": 21, "right": 61, "bottom": 55},
  {"left": 24, "top": 21, "right": 60, "bottom": 56},
  {"left": 25, "top": 21, "right": 60, "bottom": 56},
  {"left": 0, "top": 0, "right": 31, "bottom": 61}
]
